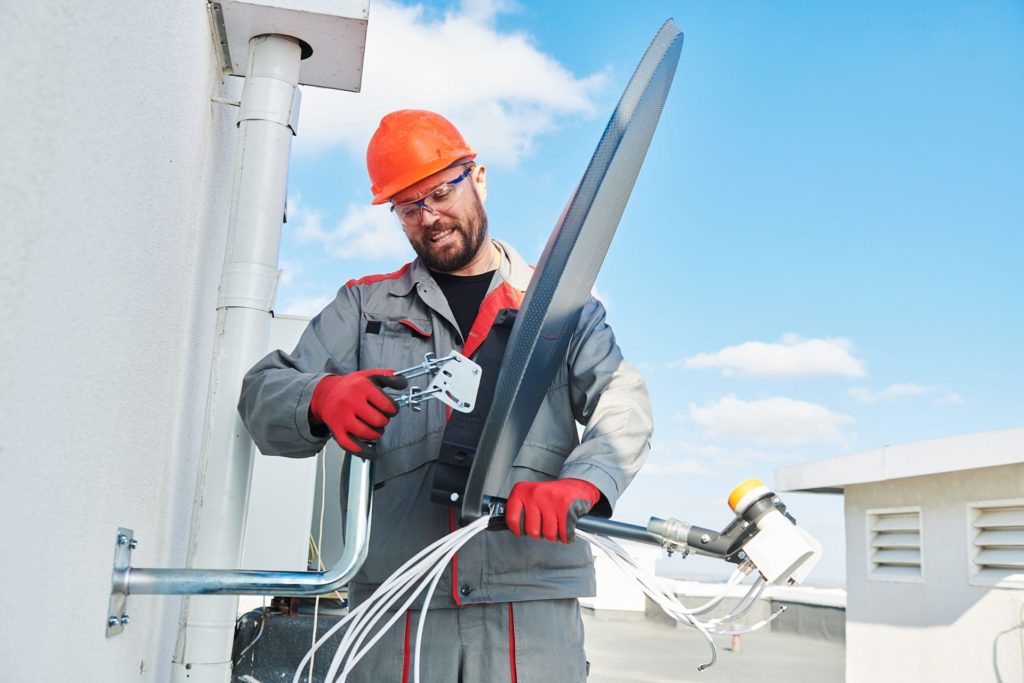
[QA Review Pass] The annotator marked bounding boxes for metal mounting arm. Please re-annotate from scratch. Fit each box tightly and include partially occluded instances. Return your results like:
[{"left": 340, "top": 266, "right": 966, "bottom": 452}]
[{"left": 107, "top": 456, "right": 374, "bottom": 635}]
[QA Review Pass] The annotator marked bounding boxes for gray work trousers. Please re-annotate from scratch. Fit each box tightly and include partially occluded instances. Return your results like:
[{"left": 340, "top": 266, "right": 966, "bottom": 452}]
[{"left": 345, "top": 599, "right": 588, "bottom": 683}]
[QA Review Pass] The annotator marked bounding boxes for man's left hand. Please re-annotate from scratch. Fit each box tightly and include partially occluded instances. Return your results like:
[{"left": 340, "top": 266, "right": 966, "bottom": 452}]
[{"left": 506, "top": 479, "right": 601, "bottom": 544}]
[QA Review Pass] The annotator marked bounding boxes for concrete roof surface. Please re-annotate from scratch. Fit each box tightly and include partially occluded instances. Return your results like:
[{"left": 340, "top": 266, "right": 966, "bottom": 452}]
[{"left": 583, "top": 612, "right": 844, "bottom": 683}]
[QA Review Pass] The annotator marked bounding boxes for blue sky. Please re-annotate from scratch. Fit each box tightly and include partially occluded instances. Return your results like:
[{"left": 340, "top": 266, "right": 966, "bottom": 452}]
[{"left": 277, "top": 0, "right": 1023, "bottom": 582}]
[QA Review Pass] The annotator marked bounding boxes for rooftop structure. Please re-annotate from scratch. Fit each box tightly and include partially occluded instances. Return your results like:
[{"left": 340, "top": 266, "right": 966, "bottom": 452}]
[{"left": 777, "top": 428, "right": 1024, "bottom": 682}]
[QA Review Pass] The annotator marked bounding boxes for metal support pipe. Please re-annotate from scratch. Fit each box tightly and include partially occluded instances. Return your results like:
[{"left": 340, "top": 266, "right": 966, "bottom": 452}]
[
  {"left": 576, "top": 516, "right": 665, "bottom": 546},
  {"left": 170, "top": 33, "right": 302, "bottom": 683},
  {"left": 125, "top": 457, "right": 373, "bottom": 596}
]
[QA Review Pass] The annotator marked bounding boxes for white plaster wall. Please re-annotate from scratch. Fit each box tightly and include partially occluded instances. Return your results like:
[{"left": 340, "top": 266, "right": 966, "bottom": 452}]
[
  {"left": 844, "top": 464, "right": 1024, "bottom": 683},
  {"left": 0, "top": 3, "right": 240, "bottom": 680}
]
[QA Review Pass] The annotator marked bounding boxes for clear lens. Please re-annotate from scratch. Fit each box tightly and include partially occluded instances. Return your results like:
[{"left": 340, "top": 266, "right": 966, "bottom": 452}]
[
  {"left": 395, "top": 203, "right": 425, "bottom": 223},
  {"left": 391, "top": 166, "right": 473, "bottom": 226}
]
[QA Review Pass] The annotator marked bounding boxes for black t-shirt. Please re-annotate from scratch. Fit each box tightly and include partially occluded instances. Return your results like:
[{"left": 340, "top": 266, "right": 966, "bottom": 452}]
[{"left": 431, "top": 270, "right": 495, "bottom": 340}]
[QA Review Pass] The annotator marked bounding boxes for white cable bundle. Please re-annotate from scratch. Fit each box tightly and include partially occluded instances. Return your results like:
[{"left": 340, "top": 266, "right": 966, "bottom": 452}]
[
  {"left": 297, "top": 521, "right": 784, "bottom": 680},
  {"left": 293, "top": 516, "right": 491, "bottom": 683},
  {"left": 578, "top": 530, "right": 786, "bottom": 671}
]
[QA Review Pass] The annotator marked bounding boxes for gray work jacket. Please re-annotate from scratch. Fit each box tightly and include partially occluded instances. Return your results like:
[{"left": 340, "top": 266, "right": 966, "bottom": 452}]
[{"left": 238, "top": 240, "right": 652, "bottom": 608}]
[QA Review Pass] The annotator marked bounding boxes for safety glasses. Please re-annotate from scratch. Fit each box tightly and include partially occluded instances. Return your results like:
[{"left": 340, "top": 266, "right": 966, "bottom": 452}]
[{"left": 390, "top": 165, "right": 475, "bottom": 226}]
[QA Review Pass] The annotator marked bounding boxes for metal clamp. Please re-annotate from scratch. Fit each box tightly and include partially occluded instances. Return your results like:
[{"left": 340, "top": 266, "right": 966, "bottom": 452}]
[
  {"left": 392, "top": 352, "right": 481, "bottom": 414},
  {"left": 107, "top": 528, "right": 136, "bottom": 636},
  {"left": 238, "top": 75, "right": 301, "bottom": 133}
]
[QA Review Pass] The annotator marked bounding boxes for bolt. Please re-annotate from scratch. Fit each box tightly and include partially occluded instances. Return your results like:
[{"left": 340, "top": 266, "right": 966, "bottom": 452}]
[
  {"left": 772, "top": 496, "right": 781, "bottom": 504},
  {"left": 700, "top": 533, "right": 711, "bottom": 544},
  {"left": 449, "top": 492, "right": 460, "bottom": 502},
  {"left": 737, "top": 551, "right": 747, "bottom": 560},
  {"left": 129, "top": 539, "right": 138, "bottom": 550},
  {"left": 108, "top": 615, "right": 119, "bottom": 627},
  {"left": 472, "top": 368, "right": 480, "bottom": 375},
  {"left": 121, "top": 614, "right": 130, "bottom": 626},
  {"left": 117, "top": 534, "right": 128, "bottom": 546}
]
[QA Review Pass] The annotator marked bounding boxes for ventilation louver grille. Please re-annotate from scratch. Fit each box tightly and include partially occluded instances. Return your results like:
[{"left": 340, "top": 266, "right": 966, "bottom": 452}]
[
  {"left": 868, "top": 508, "right": 922, "bottom": 582},
  {"left": 969, "top": 500, "right": 1024, "bottom": 589}
]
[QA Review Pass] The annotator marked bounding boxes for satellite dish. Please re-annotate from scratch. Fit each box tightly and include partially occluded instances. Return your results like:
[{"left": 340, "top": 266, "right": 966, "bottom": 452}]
[{"left": 460, "top": 20, "right": 685, "bottom": 521}]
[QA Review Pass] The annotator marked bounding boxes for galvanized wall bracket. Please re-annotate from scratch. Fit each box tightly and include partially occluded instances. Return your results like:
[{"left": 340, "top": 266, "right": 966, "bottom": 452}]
[{"left": 106, "top": 527, "right": 136, "bottom": 637}]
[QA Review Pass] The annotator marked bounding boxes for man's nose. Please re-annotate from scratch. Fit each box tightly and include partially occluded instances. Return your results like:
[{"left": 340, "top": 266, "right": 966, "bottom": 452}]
[
  {"left": 421, "top": 209, "right": 442, "bottom": 230},
  {"left": 412, "top": 201, "right": 437, "bottom": 226}
]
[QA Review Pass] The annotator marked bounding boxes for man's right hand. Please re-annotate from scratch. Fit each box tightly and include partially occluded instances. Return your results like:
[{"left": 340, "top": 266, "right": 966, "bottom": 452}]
[{"left": 309, "top": 369, "right": 409, "bottom": 456}]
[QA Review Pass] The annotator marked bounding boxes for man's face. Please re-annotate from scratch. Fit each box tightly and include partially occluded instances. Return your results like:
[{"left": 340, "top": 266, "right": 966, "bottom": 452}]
[{"left": 392, "top": 165, "right": 489, "bottom": 273}]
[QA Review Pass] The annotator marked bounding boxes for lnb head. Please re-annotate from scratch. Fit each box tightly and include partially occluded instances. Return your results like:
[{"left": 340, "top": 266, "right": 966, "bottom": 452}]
[{"left": 728, "top": 478, "right": 822, "bottom": 585}]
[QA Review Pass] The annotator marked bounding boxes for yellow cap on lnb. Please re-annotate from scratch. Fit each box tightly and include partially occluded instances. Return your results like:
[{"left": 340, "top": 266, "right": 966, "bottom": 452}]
[{"left": 728, "top": 478, "right": 767, "bottom": 512}]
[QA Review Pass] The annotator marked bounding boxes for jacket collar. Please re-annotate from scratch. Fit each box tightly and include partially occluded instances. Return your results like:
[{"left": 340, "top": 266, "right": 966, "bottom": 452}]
[
  {"left": 492, "top": 239, "right": 534, "bottom": 293},
  {"left": 385, "top": 239, "right": 534, "bottom": 298}
]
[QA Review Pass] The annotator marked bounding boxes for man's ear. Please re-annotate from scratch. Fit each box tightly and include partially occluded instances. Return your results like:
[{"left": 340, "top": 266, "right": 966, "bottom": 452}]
[{"left": 473, "top": 164, "right": 487, "bottom": 204}]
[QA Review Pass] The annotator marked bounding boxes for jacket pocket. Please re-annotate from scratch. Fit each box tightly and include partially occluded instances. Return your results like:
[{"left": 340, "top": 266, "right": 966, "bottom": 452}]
[
  {"left": 517, "top": 379, "right": 578, "bottom": 480},
  {"left": 359, "top": 314, "right": 434, "bottom": 371}
]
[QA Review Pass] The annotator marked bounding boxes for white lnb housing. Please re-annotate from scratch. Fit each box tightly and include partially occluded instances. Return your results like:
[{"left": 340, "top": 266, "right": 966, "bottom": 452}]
[{"left": 741, "top": 508, "right": 822, "bottom": 585}]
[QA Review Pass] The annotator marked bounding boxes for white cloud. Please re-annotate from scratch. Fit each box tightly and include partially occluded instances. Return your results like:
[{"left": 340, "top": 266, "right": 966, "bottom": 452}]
[
  {"left": 676, "top": 440, "right": 779, "bottom": 467},
  {"left": 674, "top": 334, "right": 866, "bottom": 378},
  {"left": 328, "top": 204, "right": 415, "bottom": 260},
  {"left": 278, "top": 259, "right": 301, "bottom": 287},
  {"left": 278, "top": 294, "right": 334, "bottom": 318},
  {"left": 689, "top": 394, "right": 853, "bottom": 447},
  {"left": 936, "top": 391, "right": 964, "bottom": 405},
  {"left": 630, "top": 360, "right": 654, "bottom": 375},
  {"left": 295, "top": 0, "right": 607, "bottom": 168},
  {"left": 849, "top": 383, "right": 965, "bottom": 406},
  {"left": 288, "top": 194, "right": 415, "bottom": 261},
  {"left": 675, "top": 440, "right": 729, "bottom": 458},
  {"left": 639, "top": 439, "right": 778, "bottom": 478},
  {"left": 591, "top": 284, "right": 612, "bottom": 312},
  {"left": 642, "top": 458, "right": 713, "bottom": 477},
  {"left": 286, "top": 194, "right": 326, "bottom": 242}
]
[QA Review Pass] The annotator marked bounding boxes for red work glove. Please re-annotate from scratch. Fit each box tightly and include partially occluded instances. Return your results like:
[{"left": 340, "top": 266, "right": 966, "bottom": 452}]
[
  {"left": 505, "top": 478, "right": 601, "bottom": 544},
  {"left": 309, "top": 369, "right": 408, "bottom": 457}
]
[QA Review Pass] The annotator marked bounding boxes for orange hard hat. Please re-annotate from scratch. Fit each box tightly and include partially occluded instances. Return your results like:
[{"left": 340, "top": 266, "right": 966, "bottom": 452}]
[{"left": 366, "top": 110, "right": 476, "bottom": 205}]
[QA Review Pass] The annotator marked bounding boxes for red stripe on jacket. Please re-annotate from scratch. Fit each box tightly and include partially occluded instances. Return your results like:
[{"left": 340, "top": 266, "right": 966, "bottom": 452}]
[
  {"left": 462, "top": 282, "right": 525, "bottom": 359},
  {"left": 398, "top": 318, "right": 432, "bottom": 337},
  {"left": 345, "top": 262, "right": 411, "bottom": 288},
  {"left": 508, "top": 603, "right": 518, "bottom": 682},
  {"left": 449, "top": 507, "right": 463, "bottom": 606},
  {"left": 401, "top": 610, "right": 412, "bottom": 683}
]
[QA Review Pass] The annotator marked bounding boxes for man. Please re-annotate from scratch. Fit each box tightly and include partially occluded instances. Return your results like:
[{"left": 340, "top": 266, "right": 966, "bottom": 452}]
[{"left": 239, "top": 109, "right": 652, "bottom": 682}]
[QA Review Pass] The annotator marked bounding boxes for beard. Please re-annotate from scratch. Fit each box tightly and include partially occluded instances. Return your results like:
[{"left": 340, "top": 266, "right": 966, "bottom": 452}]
[{"left": 410, "top": 194, "right": 489, "bottom": 273}]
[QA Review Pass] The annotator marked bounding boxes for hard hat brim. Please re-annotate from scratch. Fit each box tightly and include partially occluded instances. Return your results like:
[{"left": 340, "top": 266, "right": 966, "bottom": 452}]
[{"left": 370, "top": 151, "right": 477, "bottom": 205}]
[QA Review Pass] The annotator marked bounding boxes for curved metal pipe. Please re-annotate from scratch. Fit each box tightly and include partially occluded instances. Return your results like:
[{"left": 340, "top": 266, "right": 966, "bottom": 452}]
[{"left": 120, "top": 457, "right": 372, "bottom": 596}]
